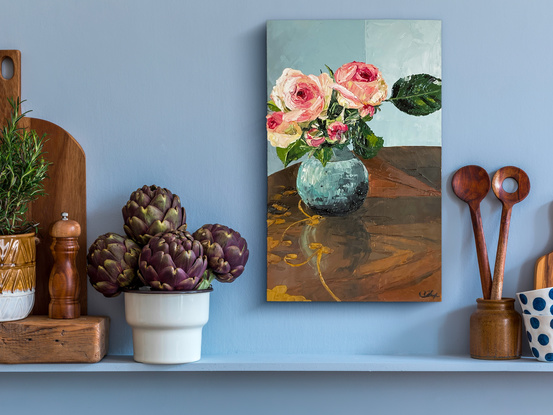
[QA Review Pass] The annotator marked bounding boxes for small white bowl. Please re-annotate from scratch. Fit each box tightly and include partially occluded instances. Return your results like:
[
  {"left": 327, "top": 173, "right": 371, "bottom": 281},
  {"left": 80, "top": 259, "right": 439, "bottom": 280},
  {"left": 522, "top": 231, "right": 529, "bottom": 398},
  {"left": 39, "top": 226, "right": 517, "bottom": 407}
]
[
  {"left": 522, "top": 314, "right": 553, "bottom": 362},
  {"left": 517, "top": 287, "right": 553, "bottom": 315}
]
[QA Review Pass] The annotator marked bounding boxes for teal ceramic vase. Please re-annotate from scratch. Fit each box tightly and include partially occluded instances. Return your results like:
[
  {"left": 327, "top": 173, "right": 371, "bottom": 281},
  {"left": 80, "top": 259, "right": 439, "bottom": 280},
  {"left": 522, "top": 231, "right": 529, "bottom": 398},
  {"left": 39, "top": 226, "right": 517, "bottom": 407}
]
[{"left": 296, "top": 147, "right": 369, "bottom": 216}]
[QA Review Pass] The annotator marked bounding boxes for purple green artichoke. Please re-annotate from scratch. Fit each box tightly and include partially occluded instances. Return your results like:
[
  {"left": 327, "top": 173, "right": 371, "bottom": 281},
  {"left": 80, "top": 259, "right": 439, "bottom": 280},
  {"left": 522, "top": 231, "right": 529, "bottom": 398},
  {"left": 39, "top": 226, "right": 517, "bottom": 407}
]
[
  {"left": 87, "top": 233, "right": 142, "bottom": 297},
  {"left": 138, "top": 230, "right": 208, "bottom": 291},
  {"left": 192, "top": 224, "right": 249, "bottom": 283},
  {"left": 122, "top": 185, "right": 187, "bottom": 246}
]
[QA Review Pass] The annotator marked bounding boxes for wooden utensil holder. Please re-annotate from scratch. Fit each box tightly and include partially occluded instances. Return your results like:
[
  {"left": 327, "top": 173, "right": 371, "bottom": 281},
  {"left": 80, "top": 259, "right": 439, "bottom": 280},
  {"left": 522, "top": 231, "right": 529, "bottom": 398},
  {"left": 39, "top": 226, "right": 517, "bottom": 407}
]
[{"left": 470, "top": 298, "right": 522, "bottom": 360}]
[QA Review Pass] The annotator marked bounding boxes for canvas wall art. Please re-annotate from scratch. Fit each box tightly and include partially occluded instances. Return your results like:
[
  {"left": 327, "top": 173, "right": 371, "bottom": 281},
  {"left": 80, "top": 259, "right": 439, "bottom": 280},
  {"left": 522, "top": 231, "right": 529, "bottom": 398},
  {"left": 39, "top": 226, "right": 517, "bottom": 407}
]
[{"left": 266, "top": 20, "right": 442, "bottom": 302}]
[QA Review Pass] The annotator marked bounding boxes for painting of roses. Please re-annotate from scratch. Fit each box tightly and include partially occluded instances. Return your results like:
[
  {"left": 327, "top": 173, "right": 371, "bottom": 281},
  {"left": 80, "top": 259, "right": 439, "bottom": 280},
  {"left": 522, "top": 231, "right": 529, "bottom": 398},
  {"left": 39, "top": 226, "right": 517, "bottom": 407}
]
[{"left": 267, "top": 20, "right": 442, "bottom": 302}]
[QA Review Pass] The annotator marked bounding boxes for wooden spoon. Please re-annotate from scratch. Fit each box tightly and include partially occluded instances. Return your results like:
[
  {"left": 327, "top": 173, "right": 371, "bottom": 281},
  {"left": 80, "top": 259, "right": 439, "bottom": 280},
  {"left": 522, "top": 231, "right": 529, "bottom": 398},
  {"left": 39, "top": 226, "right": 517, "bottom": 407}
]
[
  {"left": 452, "top": 165, "right": 493, "bottom": 299},
  {"left": 490, "top": 166, "right": 530, "bottom": 300}
]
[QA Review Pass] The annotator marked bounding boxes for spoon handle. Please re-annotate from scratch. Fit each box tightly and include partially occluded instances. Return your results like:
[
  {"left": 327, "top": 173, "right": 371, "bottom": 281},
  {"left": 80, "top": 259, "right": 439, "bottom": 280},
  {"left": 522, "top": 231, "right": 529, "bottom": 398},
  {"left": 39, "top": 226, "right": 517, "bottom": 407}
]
[
  {"left": 468, "top": 203, "right": 492, "bottom": 299},
  {"left": 491, "top": 204, "right": 512, "bottom": 300}
]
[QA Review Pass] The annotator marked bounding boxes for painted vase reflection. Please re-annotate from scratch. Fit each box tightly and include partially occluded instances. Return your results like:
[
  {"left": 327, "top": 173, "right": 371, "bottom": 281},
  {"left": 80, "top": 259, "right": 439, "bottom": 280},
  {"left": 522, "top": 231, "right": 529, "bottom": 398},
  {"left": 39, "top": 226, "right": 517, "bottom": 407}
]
[{"left": 296, "top": 147, "right": 368, "bottom": 216}]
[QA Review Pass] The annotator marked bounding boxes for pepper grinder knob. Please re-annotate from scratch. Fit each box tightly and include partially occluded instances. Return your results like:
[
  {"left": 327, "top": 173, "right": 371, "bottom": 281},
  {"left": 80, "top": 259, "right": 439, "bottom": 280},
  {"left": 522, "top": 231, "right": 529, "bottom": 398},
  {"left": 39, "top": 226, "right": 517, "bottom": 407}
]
[{"left": 49, "top": 212, "right": 81, "bottom": 319}]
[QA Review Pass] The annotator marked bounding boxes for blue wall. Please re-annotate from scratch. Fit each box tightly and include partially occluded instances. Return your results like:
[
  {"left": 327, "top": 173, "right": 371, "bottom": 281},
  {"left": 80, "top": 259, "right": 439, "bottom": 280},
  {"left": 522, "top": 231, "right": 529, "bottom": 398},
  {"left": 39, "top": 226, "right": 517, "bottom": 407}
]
[{"left": 1, "top": 0, "right": 553, "bottom": 413}]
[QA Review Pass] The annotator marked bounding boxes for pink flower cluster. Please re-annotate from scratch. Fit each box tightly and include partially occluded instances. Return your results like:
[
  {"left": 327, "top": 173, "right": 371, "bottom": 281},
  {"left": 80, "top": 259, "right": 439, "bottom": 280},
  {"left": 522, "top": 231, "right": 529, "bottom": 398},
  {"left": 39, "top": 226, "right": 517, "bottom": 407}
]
[{"left": 266, "top": 62, "right": 388, "bottom": 148}]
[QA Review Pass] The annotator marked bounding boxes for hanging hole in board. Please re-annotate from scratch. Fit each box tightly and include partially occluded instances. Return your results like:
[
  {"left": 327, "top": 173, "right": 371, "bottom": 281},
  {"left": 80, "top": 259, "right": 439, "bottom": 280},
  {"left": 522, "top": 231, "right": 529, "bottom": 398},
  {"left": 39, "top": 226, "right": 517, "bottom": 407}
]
[
  {"left": 1, "top": 57, "right": 14, "bottom": 80},
  {"left": 502, "top": 177, "right": 518, "bottom": 193}
]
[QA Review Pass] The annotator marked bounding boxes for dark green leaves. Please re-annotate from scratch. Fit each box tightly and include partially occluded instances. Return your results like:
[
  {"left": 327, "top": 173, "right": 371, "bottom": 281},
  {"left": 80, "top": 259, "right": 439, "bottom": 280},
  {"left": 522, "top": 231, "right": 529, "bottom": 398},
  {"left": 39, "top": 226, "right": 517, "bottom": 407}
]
[
  {"left": 352, "top": 122, "right": 383, "bottom": 160},
  {"left": 326, "top": 90, "right": 343, "bottom": 120},
  {"left": 276, "top": 139, "right": 312, "bottom": 168},
  {"left": 276, "top": 115, "right": 384, "bottom": 166},
  {"left": 0, "top": 98, "right": 50, "bottom": 235},
  {"left": 313, "top": 146, "right": 333, "bottom": 166},
  {"left": 276, "top": 139, "right": 336, "bottom": 168},
  {"left": 344, "top": 108, "right": 360, "bottom": 124},
  {"left": 389, "top": 74, "right": 441, "bottom": 116}
]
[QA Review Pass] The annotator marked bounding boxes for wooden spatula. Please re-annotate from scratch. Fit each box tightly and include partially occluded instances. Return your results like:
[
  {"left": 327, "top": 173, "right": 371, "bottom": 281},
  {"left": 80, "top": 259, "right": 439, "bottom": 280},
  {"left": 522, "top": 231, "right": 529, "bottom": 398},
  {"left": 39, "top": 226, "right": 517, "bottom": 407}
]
[
  {"left": 535, "top": 253, "right": 553, "bottom": 289},
  {"left": 0, "top": 50, "right": 87, "bottom": 315}
]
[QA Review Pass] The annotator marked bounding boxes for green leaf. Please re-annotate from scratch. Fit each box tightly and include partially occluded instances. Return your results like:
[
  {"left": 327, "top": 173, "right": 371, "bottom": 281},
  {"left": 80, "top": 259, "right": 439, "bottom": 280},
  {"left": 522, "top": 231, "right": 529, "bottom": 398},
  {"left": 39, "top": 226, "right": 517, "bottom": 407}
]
[
  {"left": 267, "top": 100, "right": 281, "bottom": 112},
  {"left": 353, "top": 123, "right": 383, "bottom": 159},
  {"left": 326, "top": 90, "right": 343, "bottom": 120},
  {"left": 313, "top": 146, "right": 333, "bottom": 167},
  {"left": 0, "top": 98, "right": 51, "bottom": 235},
  {"left": 325, "top": 65, "right": 335, "bottom": 80},
  {"left": 276, "top": 139, "right": 312, "bottom": 167},
  {"left": 389, "top": 74, "right": 441, "bottom": 116},
  {"left": 344, "top": 108, "right": 360, "bottom": 124},
  {"left": 196, "top": 270, "right": 214, "bottom": 290}
]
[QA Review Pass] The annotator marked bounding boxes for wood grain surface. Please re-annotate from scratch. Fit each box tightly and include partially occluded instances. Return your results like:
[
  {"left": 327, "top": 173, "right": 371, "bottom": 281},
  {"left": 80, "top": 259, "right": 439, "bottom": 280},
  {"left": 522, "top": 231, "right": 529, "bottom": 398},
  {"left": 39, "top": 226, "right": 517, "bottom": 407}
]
[
  {"left": 451, "top": 165, "right": 492, "bottom": 299},
  {"left": 48, "top": 216, "right": 82, "bottom": 318},
  {"left": 0, "top": 316, "right": 109, "bottom": 363},
  {"left": 534, "top": 253, "right": 553, "bottom": 289},
  {"left": 0, "top": 50, "right": 87, "bottom": 315},
  {"left": 28, "top": 118, "right": 87, "bottom": 315},
  {"left": 0, "top": 50, "right": 21, "bottom": 124},
  {"left": 267, "top": 146, "right": 441, "bottom": 302},
  {"left": 490, "top": 167, "right": 530, "bottom": 300}
]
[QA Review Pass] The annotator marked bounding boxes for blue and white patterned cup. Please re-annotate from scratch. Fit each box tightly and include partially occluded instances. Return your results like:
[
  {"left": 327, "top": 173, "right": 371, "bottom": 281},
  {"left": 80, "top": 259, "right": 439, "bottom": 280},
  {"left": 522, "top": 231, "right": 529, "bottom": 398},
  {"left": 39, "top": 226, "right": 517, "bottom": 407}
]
[
  {"left": 517, "top": 288, "right": 553, "bottom": 315},
  {"left": 522, "top": 314, "right": 553, "bottom": 362}
]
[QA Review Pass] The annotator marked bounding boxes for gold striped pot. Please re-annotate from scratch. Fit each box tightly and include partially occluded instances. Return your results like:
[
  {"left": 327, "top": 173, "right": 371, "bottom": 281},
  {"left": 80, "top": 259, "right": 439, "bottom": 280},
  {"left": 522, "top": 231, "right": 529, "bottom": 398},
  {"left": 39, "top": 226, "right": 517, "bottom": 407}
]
[{"left": 0, "top": 232, "right": 37, "bottom": 321}]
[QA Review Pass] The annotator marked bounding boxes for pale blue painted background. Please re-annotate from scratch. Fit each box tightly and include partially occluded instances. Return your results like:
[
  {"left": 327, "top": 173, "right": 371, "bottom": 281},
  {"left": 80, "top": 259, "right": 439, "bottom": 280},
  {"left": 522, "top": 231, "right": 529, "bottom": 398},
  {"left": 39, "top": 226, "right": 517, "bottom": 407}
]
[{"left": 1, "top": 0, "right": 553, "bottom": 413}]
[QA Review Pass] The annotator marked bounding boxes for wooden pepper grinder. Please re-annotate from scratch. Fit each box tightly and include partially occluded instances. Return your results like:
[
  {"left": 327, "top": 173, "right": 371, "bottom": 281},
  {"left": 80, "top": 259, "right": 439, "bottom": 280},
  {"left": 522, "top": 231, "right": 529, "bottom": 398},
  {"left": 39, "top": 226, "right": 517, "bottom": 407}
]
[{"left": 49, "top": 212, "right": 81, "bottom": 319}]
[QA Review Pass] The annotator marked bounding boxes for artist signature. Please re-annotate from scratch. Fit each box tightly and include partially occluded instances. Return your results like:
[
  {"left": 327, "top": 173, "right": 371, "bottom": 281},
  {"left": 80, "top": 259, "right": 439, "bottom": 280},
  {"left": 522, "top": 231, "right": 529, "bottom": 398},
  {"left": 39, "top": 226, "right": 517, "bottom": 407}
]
[{"left": 419, "top": 290, "right": 440, "bottom": 299}]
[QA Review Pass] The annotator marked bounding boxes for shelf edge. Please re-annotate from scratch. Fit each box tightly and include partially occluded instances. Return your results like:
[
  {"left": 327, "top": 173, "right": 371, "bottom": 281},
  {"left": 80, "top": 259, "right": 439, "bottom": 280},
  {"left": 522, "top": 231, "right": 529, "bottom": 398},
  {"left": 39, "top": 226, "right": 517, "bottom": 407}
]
[{"left": 0, "top": 354, "right": 551, "bottom": 373}]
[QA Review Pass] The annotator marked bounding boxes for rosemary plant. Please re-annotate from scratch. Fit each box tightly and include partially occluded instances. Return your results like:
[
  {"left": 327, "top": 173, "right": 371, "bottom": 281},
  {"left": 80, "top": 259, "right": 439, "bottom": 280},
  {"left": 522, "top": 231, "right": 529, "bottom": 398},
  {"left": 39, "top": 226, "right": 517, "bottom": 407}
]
[{"left": 0, "top": 98, "right": 50, "bottom": 235}]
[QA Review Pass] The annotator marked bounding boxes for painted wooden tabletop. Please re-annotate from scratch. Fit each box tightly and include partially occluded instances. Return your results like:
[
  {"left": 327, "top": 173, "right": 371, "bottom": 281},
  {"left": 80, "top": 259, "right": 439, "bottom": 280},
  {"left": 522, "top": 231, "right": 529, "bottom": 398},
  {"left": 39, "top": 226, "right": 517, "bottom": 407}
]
[{"left": 267, "top": 146, "right": 441, "bottom": 302}]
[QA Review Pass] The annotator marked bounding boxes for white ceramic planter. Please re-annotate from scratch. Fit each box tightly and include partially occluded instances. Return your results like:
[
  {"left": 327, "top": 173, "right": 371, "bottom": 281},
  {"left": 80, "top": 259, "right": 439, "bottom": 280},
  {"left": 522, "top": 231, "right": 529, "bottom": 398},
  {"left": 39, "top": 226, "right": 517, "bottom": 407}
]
[
  {"left": 124, "top": 288, "right": 211, "bottom": 364},
  {"left": 0, "top": 290, "right": 35, "bottom": 322}
]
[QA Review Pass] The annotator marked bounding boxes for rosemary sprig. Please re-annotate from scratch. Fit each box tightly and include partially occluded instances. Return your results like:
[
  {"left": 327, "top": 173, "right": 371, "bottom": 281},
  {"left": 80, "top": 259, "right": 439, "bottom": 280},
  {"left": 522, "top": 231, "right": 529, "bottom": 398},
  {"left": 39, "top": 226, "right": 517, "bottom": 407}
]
[{"left": 0, "top": 98, "right": 50, "bottom": 235}]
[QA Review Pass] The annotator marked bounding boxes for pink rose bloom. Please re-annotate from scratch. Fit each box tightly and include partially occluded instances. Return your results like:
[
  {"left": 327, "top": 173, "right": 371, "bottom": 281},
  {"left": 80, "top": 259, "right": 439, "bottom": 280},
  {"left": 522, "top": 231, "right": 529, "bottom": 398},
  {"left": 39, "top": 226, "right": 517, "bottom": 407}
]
[
  {"left": 304, "top": 128, "right": 325, "bottom": 147},
  {"left": 267, "top": 111, "right": 283, "bottom": 130},
  {"left": 327, "top": 122, "right": 348, "bottom": 144},
  {"left": 363, "top": 105, "right": 375, "bottom": 118},
  {"left": 333, "top": 61, "right": 387, "bottom": 117},
  {"left": 270, "top": 69, "right": 333, "bottom": 123},
  {"left": 266, "top": 112, "right": 302, "bottom": 148}
]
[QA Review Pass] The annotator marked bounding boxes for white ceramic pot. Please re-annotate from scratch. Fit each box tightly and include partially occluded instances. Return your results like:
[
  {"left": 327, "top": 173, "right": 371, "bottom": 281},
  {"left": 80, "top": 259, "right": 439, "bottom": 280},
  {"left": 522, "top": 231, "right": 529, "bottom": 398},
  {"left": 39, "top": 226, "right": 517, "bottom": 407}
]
[{"left": 124, "top": 288, "right": 212, "bottom": 364}]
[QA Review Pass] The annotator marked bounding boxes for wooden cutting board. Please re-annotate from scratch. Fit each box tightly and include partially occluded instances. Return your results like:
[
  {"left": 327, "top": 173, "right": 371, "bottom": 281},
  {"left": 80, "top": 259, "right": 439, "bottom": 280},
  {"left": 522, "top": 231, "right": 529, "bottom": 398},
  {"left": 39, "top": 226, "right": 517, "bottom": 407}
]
[
  {"left": 535, "top": 252, "right": 553, "bottom": 289},
  {"left": 0, "top": 50, "right": 87, "bottom": 314}
]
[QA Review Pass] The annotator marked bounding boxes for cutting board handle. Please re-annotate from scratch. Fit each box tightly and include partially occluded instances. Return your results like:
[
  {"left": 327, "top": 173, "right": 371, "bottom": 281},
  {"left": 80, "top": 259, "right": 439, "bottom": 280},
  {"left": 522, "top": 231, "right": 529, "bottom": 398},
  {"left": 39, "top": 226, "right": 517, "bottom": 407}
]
[{"left": 0, "top": 50, "right": 22, "bottom": 124}]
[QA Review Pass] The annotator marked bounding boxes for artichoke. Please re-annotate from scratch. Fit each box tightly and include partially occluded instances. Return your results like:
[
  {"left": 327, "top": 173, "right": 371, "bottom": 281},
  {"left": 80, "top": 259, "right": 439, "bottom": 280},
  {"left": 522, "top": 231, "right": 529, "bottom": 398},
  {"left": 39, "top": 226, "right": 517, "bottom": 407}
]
[
  {"left": 122, "top": 185, "right": 187, "bottom": 246},
  {"left": 192, "top": 224, "right": 249, "bottom": 283},
  {"left": 87, "top": 233, "right": 142, "bottom": 297},
  {"left": 139, "top": 230, "right": 208, "bottom": 291}
]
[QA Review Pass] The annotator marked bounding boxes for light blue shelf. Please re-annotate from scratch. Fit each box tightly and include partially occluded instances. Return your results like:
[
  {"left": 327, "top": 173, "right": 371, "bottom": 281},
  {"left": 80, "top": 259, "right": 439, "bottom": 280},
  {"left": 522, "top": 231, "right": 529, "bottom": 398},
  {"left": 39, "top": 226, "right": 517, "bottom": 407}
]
[{"left": 0, "top": 354, "right": 551, "bottom": 372}]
